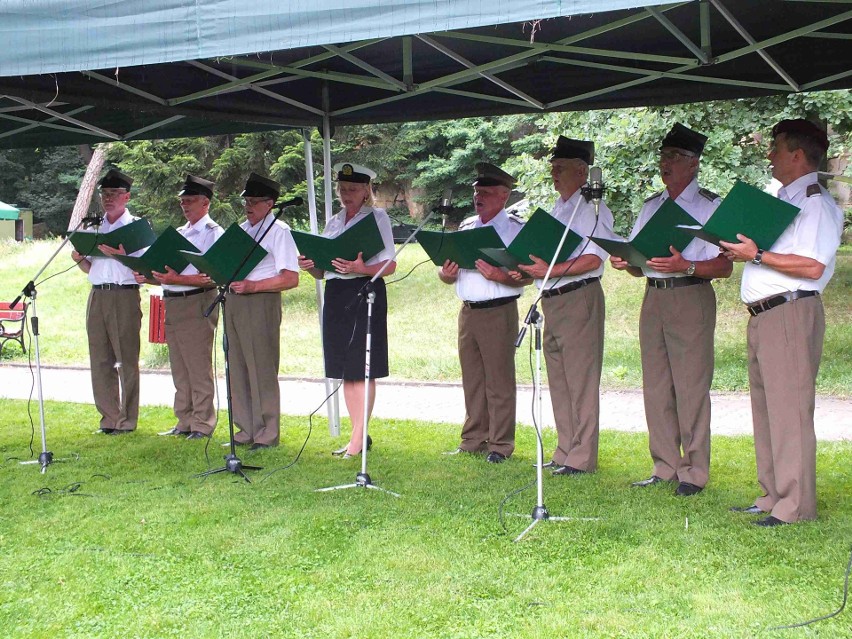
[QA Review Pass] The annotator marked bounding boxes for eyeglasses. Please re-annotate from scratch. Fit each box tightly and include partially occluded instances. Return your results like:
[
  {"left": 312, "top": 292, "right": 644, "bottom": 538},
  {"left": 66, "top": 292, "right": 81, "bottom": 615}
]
[
  {"left": 100, "top": 189, "right": 127, "bottom": 199},
  {"left": 659, "top": 150, "right": 695, "bottom": 162},
  {"left": 242, "top": 197, "right": 272, "bottom": 207}
]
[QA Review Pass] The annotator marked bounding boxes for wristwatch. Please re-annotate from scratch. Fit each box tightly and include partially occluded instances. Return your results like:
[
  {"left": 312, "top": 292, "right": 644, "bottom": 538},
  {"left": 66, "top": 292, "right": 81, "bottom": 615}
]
[
  {"left": 685, "top": 261, "right": 696, "bottom": 276},
  {"left": 752, "top": 249, "right": 764, "bottom": 266}
]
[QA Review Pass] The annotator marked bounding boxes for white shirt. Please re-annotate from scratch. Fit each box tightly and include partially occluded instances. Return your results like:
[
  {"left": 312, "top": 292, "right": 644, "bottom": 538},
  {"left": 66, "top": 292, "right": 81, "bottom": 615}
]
[
  {"left": 629, "top": 178, "right": 721, "bottom": 279},
  {"left": 321, "top": 206, "right": 396, "bottom": 281},
  {"left": 240, "top": 213, "right": 299, "bottom": 281},
  {"left": 536, "top": 189, "right": 616, "bottom": 289},
  {"left": 162, "top": 213, "right": 224, "bottom": 293},
  {"left": 741, "top": 172, "right": 843, "bottom": 303},
  {"left": 84, "top": 209, "right": 144, "bottom": 286},
  {"left": 455, "top": 209, "right": 524, "bottom": 302}
]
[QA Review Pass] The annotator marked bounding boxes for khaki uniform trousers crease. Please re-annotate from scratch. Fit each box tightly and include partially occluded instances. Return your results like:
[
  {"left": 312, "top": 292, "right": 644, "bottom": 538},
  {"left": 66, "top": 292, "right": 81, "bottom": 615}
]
[
  {"left": 164, "top": 290, "right": 219, "bottom": 435},
  {"left": 458, "top": 301, "right": 518, "bottom": 457},
  {"left": 225, "top": 292, "right": 282, "bottom": 446},
  {"left": 748, "top": 295, "right": 823, "bottom": 522},
  {"left": 86, "top": 288, "right": 142, "bottom": 431},
  {"left": 639, "top": 283, "right": 716, "bottom": 487},
  {"left": 542, "top": 280, "right": 605, "bottom": 472}
]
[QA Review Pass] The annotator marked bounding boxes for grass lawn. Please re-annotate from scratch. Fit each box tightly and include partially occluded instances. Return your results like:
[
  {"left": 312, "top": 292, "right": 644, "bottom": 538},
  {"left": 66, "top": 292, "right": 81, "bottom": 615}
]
[
  {"left": 0, "top": 399, "right": 850, "bottom": 638},
  {"left": 1, "top": 239, "right": 849, "bottom": 395}
]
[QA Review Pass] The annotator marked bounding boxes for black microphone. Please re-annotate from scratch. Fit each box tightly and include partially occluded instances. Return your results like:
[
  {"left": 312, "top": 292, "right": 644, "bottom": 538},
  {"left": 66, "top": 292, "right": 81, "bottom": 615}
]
[
  {"left": 273, "top": 196, "right": 303, "bottom": 210},
  {"left": 82, "top": 214, "right": 103, "bottom": 227},
  {"left": 435, "top": 187, "right": 453, "bottom": 229},
  {"left": 588, "top": 166, "right": 604, "bottom": 216}
]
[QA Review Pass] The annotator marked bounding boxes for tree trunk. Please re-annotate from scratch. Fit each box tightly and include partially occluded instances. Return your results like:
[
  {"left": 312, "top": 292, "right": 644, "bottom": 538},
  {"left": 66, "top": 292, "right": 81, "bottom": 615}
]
[{"left": 68, "top": 143, "right": 109, "bottom": 230}]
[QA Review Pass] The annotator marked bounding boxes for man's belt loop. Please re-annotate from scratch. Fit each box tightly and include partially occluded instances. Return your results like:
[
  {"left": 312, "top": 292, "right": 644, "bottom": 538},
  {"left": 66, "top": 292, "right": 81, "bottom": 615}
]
[
  {"left": 462, "top": 295, "right": 520, "bottom": 310},
  {"left": 541, "top": 276, "right": 601, "bottom": 299},
  {"left": 746, "top": 290, "right": 819, "bottom": 316},
  {"left": 646, "top": 276, "right": 708, "bottom": 289}
]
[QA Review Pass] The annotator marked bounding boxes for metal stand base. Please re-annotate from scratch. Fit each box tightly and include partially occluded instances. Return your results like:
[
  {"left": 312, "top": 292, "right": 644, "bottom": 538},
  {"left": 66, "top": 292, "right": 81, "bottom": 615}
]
[
  {"left": 316, "top": 471, "right": 400, "bottom": 497},
  {"left": 510, "top": 505, "right": 596, "bottom": 542},
  {"left": 195, "top": 454, "right": 261, "bottom": 483},
  {"left": 19, "top": 451, "right": 67, "bottom": 474}
]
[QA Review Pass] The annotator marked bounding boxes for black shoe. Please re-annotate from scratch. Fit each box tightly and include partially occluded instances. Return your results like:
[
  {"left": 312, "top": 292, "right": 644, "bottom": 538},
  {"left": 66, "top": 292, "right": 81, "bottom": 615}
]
[
  {"left": 485, "top": 451, "right": 507, "bottom": 464},
  {"left": 730, "top": 505, "right": 763, "bottom": 514},
  {"left": 186, "top": 432, "right": 209, "bottom": 440},
  {"left": 675, "top": 482, "right": 703, "bottom": 496},
  {"left": 754, "top": 516, "right": 788, "bottom": 527},
  {"left": 158, "top": 427, "right": 188, "bottom": 437},
  {"left": 631, "top": 475, "right": 665, "bottom": 487},
  {"left": 94, "top": 428, "right": 115, "bottom": 435},
  {"left": 367, "top": 434, "right": 373, "bottom": 451},
  {"left": 250, "top": 443, "right": 271, "bottom": 451},
  {"left": 552, "top": 465, "right": 586, "bottom": 476},
  {"left": 108, "top": 429, "right": 131, "bottom": 436}
]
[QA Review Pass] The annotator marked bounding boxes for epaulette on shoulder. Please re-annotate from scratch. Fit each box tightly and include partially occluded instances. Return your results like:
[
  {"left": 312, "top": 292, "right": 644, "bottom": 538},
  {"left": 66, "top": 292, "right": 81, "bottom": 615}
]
[
  {"left": 459, "top": 215, "right": 478, "bottom": 229},
  {"left": 806, "top": 184, "right": 821, "bottom": 197},
  {"left": 507, "top": 213, "right": 524, "bottom": 224},
  {"left": 698, "top": 187, "right": 720, "bottom": 202},
  {"left": 205, "top": 221, "right": 221, "bottom": 229},
  {"left": 644, "top": 191, "right": 663, "bottom": 203}
]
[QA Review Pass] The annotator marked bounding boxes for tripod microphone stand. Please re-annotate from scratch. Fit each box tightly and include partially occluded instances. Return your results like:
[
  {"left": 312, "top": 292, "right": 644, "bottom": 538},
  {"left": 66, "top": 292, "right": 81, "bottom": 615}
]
[
  {"left": 317, "top": 208, "right": 438, "bottom": 497},
  {"left": 195, "top": 198, "right": 301, "bottom": 483},
  {"left": 510, "top": 192, "right": 601, "bottom": 541},
  {"left": 13, "top": 221, "right": 90, "bottom": 473}
]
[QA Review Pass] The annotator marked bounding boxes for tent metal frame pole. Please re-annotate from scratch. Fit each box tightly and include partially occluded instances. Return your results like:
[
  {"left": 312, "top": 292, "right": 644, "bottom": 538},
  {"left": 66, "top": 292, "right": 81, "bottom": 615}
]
[{"left": 322, "top": 84, "right": 341, "bottom": 436}]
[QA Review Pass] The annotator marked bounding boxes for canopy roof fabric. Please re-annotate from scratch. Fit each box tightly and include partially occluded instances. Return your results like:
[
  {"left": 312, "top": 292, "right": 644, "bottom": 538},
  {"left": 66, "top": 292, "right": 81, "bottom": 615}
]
[
  {"left": 0, "top": 0, "right": 850, "bottom": 149},
  {"left": 0, "top": 201, "right": 21, "bottom": 219}
]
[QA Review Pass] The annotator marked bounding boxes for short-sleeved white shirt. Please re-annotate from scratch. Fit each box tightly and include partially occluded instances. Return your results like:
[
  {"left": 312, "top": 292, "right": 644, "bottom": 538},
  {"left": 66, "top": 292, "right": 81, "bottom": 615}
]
[
  {"left": 84, "top": 209, "right": 144, "bottom": 286},
  {"left": 536, "top": 189, "right": 617, "bottom": 289},
  {"left": 321, "top": 206, "right": 396, "bottom": 281},
  {"left": 162, "top": 213, "right": 224, "bottom": 292},
  {"left": 239, "top": 213, "right": 299, "bottom": 281},
  {"left": 741, "top": 172, "right": 843, "bottom": 303},
  {"left": 629, "top": 178, "right": 721, "bottom": 279},
  {"left": 455, "top": 209, "right": 525, "bottom": 302}
]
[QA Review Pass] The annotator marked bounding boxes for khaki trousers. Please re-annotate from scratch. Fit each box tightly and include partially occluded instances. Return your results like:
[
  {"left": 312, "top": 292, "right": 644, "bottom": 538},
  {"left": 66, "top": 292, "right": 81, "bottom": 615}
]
[
  {"left": 86, "top": 288, "right": 141, "bottom": 431},
  {"left": 748, "top": 295, "right": 823, "bottom": 522},
  {"left": 639, "top": 282, "right": 715, "bottom": 486},
  {"left": 542, "top": 280, "right": 605, "bottom": 472},
  {"left": 225, "top": 292, "right": 282, "bottom": 446},
  {"left": 457, "top": 300, "right": 518, "bottom": 457},
  {"left": 164, "top": 290, "right": 219, "bottom": 435}
]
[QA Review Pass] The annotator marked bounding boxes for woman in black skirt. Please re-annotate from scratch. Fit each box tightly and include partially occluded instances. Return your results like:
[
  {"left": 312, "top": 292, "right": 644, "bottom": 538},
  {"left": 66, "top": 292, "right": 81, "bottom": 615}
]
[{"left": 298, "top": 162, "right": 397, "bottom": 458}]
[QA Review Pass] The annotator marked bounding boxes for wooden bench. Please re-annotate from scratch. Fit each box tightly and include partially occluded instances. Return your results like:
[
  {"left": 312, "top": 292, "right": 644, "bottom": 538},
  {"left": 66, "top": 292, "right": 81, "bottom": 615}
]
[{"left": 0, "top": 301, "right": 28, "bottom": 355}]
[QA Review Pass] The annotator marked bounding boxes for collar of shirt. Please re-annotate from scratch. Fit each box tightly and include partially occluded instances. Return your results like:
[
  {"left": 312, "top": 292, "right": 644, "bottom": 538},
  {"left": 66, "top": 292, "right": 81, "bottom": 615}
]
[
  {"left": 661, "top": 178, "right": 699, "bottom": 205},
  {"left": 101, "top": 208, "right": 134, "bottom": 230},
  {"left": 777, "top": 171, "right": 818, "bottom": 202},
  {"left": 179, "top": 213, "right": 213, "bottom": 234},
  {"left": 243, "top": 212, "right": 275, "bottom": 236},
  {"left": 473, "top": 208, "right": 510, "bottom": 230},
  {"left": 553, "top": 188, "right": 587, "bottom": 216},
  {"left": 339, "top": 205, "right": 372, "bottom": 226}
]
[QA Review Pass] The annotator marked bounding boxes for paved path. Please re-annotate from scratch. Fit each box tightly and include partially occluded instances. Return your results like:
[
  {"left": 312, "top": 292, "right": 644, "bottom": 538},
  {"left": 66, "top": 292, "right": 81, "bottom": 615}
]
[{"left": 0, "top": 364, "right": 848, "bottom": 441}]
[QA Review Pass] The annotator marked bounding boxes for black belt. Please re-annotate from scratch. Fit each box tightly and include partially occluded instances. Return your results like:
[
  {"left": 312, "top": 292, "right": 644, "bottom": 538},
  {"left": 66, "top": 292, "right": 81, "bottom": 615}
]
[
  {"left": 747, "top": 290, "right": 819, "bottom": 316},
  {"left": 541, "top": 276, "right": 600, "bottom": 299},
  {"left": 646, "top": 276, "right": 708, "bottom": 289},
  {"left": 92, "top": 284, "right": 140, "bottom": 290},
  {"left": 163, "top": 288, "right": 215, "bottom": 299},
  {"left": 462, "top": 295, "right": 519, "bottom": 310}
]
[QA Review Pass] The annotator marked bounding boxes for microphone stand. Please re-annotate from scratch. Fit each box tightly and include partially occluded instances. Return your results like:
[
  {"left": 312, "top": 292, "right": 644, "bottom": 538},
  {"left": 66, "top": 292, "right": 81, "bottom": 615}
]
[
  {"left": 14, "top": 220, "right": 90, "bottom": 473},
  {"left": 195, "top": 203, "right": 293, "bottom": 483},
  {"left": 511, "top": 194, "right": 601, "bottom": 541},
  {"left": 317, "top": 208, "right": 438, "bottom": 497}
]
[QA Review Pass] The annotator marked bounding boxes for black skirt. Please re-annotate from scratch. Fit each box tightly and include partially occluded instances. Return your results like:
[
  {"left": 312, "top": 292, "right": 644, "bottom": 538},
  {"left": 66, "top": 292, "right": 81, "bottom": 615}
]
[{"left": 322, "top": 277, "right": 389, "bottom": 380}]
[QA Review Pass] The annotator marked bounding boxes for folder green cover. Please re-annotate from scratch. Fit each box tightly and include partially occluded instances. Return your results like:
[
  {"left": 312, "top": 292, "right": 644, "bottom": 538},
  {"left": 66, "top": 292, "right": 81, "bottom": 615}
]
[
  {"left": 676, "top": 180, "right": 800, "bottom": 249},
  {"left": 112, "top": 227, "right": 199, "bottom": 279},
  {"left": 179, "top": 223, "right": 268, "bottom": 285},
  {"left": 590, "top": 198, "right": 699, "bottom": 268},
  {"left": 418, "top": 226, "right": 505, "bottom": 270},
  {"left": 69, "top": 218, "right": 157, "bottom": 258},
  {"left": 479, "top": 207, "right": 582, "bottom": 269},
  {"left": 291, "top": 213, "right": 384, "bottom": 272}
]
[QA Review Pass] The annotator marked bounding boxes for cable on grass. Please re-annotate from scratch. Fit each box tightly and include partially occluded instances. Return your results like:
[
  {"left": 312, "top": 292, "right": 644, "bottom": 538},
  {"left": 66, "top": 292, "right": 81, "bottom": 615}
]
[
  {"left": 200, "top": 318, "right": 222, "bottom": 467},
  {"left": 768, "top": 544, "right": 852, "bottom": 631},
  {"left": 497, "top": 478, "right": 537, "bottom": 535},
  {"left": 32, "top": 481, "right": 94, "bottom": 498}
]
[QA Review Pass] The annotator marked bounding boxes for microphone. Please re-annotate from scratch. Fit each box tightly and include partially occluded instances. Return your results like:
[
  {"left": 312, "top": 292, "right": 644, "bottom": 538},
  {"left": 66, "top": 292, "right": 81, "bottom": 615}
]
[
  {"left": 436, "top": 187, "right": 453, "bottom": 229},
  {"left": 82, "top": 214, "right": 103, "bottom": 227},
  {"left": 588, "top": 166, "right": 604, "bottom": 216},
  {"left": 273, "top": 196, "right": 304, "bottom": 210}
]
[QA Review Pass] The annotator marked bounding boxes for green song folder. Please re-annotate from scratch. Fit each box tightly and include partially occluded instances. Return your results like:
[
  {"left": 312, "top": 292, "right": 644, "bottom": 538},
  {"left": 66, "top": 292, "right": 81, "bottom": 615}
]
[
  {"left": 179, "top": 223, "right": 268, "bottom": 286},
  {"left": 479, "top": 207, "right": 582, "bottom": 269},
  {"left": 590, "top": 198, "right": 699, "bottom": 268},
  {"left": 418, "top": 225, "right": 505, "bottom": 270},
  {"left": 112, "top": 227, "right": 199, "bottom": 279},
  {"left": 69, "top": 218, "right": 157, "bottom": 258},
  {"left": 291, "top": 213, "right": 384, "bottom": 272},
  {"left": 676, "top": 180, "right": 800, "bottom": 250}
]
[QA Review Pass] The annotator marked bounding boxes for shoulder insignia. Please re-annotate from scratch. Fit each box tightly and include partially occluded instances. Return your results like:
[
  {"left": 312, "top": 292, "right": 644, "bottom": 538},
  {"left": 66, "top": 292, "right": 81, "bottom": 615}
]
[
  {"left": 205, "top": 221, "right": 221, "bottom": 229},
  {"left": 459, "top": 215, "right": 478, "bottom": 229},
  {"left": 643, "top": 191, "right": 663, "bottom": 203},
  {"left": 698, "top": 188, "right": 720, "bottom": 202},
  {"left": 507, "top": 213, "right": 524, "bottom": 224},
  {"left": 806, "top": 184, "right": 821, "bottom": 197}
]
